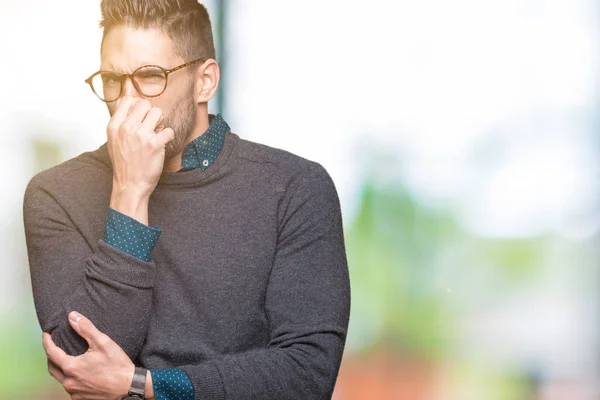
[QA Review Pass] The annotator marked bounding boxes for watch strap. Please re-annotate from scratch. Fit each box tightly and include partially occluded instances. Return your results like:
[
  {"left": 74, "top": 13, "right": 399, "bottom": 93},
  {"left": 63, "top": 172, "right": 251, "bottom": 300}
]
[{"left": 129, "top": 366, "right": 147, "bottom": 397}]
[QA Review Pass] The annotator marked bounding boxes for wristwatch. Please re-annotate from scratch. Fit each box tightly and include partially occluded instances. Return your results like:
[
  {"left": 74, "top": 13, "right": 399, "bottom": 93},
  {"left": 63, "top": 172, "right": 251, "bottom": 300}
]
[{"left": 122, "top": 366, "right": 148, "bottom": 400}]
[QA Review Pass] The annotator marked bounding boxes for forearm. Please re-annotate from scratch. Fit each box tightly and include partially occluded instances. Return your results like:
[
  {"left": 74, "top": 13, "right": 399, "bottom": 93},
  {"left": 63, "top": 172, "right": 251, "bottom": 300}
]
[
  {"left": 110, "top": 183, "right": 150, "bottom": 225},
  {"left": 178, "top": 329, "right": 346, "bottom": 400}
]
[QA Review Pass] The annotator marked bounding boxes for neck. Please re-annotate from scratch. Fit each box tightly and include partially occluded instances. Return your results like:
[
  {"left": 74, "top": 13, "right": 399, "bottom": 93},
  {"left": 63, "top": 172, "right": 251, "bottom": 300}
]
[{"left": 163, "top": 107, "right": 210, "bottom": 172}]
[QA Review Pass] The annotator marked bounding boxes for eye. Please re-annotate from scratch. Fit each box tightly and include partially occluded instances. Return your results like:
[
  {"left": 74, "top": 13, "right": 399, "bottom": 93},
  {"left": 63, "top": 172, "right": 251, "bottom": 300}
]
[
  {"left": 134, "top": 68, "right": 165, "bottom": 83},
  {"left": 100, "top": 72, "right": 120, "bottom": 85}
]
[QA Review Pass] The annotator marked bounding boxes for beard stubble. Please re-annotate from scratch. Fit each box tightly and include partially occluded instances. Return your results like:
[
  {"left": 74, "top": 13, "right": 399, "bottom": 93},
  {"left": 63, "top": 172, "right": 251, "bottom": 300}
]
[{"left": 162, "top": 87, "right": 197, "bottom": 161}]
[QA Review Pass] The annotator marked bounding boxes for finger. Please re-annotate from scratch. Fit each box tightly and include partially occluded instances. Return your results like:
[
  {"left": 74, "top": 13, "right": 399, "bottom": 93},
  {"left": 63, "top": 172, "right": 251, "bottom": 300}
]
[
  {"left": 139, "top": 107, "right": 163, "bottom": 133},
  {"left": 42, "top": 332, "right": 73, "bottom": 367},
  {"left": 47, "top": 358, "right": 66, "bottom": 383},
  {"left": 124, "top": 99, "right": 152, "bottom": 128},
  {"left": 154, "top": 127, "right": 175, "bottom": 147},
  {"left": 68, "top": 311, "right": 110, "bottom": 350},
  {"left": 62, "top": 377, "right": 79, "bottom": 395},
  {"left": 110, "top": 96, "right": 138, "bottom": 127}
]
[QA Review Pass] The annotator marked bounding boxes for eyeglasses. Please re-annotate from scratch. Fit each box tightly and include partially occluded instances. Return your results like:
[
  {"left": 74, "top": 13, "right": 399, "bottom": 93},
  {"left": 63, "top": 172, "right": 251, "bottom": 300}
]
[{"left": 85, "top": 58, "right": 205, "bottom": 102}]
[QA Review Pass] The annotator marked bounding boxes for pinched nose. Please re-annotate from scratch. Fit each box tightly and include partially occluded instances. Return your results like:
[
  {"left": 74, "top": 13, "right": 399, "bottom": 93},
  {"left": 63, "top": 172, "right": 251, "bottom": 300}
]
[{"left": 123, "top": 76, "right": 139, "bottom": 98}]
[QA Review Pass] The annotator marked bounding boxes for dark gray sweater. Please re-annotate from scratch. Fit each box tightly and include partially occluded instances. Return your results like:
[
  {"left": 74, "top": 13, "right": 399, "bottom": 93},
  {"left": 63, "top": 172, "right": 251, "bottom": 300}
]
[{"left": 23, "top": 132, "right": 351, "bottom": 399}]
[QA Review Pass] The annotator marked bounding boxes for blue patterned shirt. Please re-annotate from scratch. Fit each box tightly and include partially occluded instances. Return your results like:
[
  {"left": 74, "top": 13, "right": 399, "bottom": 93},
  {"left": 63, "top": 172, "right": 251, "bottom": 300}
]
[{"left": 102, "top": 114, "right": 229, "bottom": 399}]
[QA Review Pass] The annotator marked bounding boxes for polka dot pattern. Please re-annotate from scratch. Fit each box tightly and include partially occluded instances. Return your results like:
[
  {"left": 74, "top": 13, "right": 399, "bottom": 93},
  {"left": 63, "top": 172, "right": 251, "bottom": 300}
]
[
  {"left": 102, "top": 208, "right": 162, "bottom": 262},
  {"left": 180, "top": 113, "right": 229, "bottom": 171},
  {"left": 150, "top": 368, "right": 195, "bottom": 400}
]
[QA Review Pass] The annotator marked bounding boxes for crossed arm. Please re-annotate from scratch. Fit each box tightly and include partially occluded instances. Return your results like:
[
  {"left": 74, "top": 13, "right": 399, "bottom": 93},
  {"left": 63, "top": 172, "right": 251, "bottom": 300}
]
[{"left": 24, "top": 158, "right": 351, "bottom": 399}]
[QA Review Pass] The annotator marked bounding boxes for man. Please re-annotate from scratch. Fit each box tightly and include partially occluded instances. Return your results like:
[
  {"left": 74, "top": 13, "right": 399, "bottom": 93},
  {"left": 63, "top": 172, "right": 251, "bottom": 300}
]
[{"left": 23, "top": 1, "right": 350, "bottom": 399}]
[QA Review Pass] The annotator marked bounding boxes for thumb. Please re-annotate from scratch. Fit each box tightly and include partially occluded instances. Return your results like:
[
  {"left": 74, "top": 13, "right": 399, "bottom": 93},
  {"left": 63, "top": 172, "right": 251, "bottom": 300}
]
[{"left": 68, "top": 311, "right": 102, "bottom": 349}]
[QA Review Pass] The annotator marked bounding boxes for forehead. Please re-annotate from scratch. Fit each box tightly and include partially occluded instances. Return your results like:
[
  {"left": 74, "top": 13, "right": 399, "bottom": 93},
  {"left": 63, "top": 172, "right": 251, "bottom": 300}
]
[{"left": 100, "top": 25, "right": 179, "bottom": 72}]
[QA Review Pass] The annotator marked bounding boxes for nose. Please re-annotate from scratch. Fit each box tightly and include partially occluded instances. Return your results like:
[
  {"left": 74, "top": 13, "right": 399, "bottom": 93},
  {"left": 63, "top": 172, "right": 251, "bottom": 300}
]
[
  {"left": 114, "top": 76, "right": 141, "bottom": 109},
  {"left": 122, "top": 75, "right": 138, "bottom": 98}
]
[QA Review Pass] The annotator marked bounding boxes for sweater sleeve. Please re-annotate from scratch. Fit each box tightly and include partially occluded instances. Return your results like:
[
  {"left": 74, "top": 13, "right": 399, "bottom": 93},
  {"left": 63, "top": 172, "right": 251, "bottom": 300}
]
[
  {"left": 23, "top": 176, "right": 157, "bottom": 359},
  {"left": 179, "top": 162, "right": 351, "bottom": 400}
]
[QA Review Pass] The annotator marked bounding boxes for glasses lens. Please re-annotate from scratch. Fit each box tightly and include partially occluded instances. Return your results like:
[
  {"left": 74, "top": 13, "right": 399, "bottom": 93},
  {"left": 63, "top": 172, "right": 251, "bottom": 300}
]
[
  {"left": 132, "top": 66, "right": 167, "bottom": 97},
  {"left": 89, "top": 72, "right": 122, "bottom": 102}
]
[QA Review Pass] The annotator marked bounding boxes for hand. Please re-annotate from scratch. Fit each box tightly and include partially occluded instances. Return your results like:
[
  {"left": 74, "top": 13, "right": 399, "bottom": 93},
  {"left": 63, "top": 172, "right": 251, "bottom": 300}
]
[
  {"left": 43, "top": 311, "right": 135, "bottom": 400},
  {"left": 107, "top": 96, "right": 175, "bottom": 221}
]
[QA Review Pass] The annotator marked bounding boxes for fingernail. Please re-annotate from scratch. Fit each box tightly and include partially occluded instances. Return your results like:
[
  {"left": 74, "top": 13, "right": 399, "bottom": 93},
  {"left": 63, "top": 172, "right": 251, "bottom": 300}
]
[{"left": 69, "top": 311, "right": 82, "bottom": 323}]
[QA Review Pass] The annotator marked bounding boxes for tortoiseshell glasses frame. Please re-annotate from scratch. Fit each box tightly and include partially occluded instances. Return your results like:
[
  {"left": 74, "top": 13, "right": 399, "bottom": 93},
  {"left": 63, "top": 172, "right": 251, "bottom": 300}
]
[{"left": 85, "top": 58, "right": 206, "bottom": 103}]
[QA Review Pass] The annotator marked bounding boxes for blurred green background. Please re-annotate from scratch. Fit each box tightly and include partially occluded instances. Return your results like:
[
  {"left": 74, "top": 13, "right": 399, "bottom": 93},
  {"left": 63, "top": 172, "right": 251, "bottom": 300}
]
[{"left": 2, "top": 0, "right": 599, "bottom": 399}]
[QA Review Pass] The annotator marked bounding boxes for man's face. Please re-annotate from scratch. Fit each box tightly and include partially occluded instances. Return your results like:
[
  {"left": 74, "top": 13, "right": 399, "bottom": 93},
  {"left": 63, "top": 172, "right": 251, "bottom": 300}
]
[{"left": 101, "top": 25, "right": 197, "bottom": 160}]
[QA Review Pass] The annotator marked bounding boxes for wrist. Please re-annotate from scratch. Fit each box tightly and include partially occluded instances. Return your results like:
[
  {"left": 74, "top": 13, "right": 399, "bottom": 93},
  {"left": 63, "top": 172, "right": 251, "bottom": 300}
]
[
  {"left": 122, "top": 364, "right": 136, "bottom": 397},
  {"left": 122, "top": 366, "right": 149, "bottom": 400},
  {"left": 145, "top": 370, "right": 155, "bottom": 400},
  {"left": 110, "top": 184, "right": 150, "bottom": 225}
]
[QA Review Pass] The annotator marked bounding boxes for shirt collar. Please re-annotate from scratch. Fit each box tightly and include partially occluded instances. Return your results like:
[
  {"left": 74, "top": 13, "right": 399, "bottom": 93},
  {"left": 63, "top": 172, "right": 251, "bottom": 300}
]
[{"left": 179, "top": 114, "right": 230, "bottom": 172}]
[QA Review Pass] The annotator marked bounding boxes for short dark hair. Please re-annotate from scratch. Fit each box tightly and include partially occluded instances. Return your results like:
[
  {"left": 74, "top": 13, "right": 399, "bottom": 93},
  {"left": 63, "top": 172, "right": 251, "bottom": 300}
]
[{"left": 100, "top": 0, "right": 216, "bottom": 61}]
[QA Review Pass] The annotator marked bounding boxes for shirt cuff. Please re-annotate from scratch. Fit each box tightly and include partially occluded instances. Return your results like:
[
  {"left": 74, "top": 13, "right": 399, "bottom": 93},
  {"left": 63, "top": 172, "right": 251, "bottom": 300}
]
[
  {"left": 150, "top": 368, "right": 195, "bottom": 400},
  {"left": 102, "top": 207, "right": 162, "bottom": 262}
]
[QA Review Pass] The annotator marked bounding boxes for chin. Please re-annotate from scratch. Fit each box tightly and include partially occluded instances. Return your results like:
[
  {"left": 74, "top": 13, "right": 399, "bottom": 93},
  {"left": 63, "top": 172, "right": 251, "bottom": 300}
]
[{"left": 164, "top": 145, "right": 178, "bottom": 161}]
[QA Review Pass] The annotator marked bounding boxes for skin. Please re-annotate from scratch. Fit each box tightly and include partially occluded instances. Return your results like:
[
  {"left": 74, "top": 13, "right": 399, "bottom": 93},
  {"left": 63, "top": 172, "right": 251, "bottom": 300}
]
[{"left": 42, "top": 25, "right": 220, "bottom": 399}]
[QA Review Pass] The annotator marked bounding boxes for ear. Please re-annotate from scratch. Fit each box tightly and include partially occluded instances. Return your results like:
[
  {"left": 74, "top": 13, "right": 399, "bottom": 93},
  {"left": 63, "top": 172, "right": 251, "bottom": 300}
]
[{"left": 194, "top": 59, "right": 220, "bottom": 104}]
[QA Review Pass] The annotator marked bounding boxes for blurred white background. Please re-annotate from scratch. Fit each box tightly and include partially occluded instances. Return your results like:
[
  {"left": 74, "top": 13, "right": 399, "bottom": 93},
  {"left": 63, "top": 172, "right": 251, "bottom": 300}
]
[{"left": 1, "top": 1, "right": 599, "bottom": 398}]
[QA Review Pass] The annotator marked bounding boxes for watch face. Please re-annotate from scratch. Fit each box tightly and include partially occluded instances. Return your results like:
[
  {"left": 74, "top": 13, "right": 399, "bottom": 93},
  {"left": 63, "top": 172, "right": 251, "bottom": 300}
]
[{"left": 122, "top": 396, "right": 143, "bottom": 400}]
